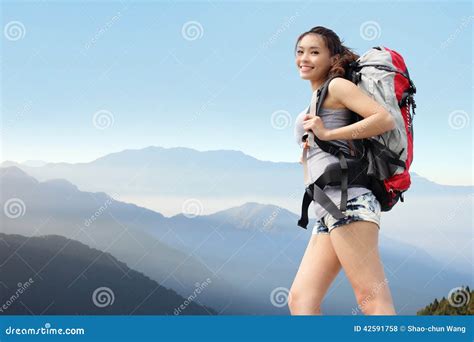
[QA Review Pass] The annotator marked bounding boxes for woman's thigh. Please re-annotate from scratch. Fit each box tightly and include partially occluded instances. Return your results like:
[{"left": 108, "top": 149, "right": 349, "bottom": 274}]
[
  {"left": 290, "top": 233, "right": 342, "bottom": 302},
  {"left": 329, "top": 220, "right": 390, "bottom": 299}
]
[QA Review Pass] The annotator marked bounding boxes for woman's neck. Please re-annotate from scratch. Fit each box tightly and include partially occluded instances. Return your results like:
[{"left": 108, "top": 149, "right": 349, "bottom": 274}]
[{"left": 310, "top": 78, "right": 327, "bottom": 93}]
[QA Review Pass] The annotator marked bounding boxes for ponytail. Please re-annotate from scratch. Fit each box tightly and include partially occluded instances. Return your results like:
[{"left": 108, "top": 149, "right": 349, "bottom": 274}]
[{"left": 329, "top": 45, "right": 359, "bottom": 78}]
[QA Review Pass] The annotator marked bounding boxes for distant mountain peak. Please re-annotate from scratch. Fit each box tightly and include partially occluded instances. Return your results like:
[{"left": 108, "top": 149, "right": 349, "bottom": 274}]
[
  {"left": 204, "top": 201, "right": 298, "bottom": 232},
  {"left": 169, "top": 201, "right": 296, "bottom": 231},
  {"left": 0, "top": 166, "right": 81, "bottom": 193},
  {"left": 0, "top": 160, "right": 21, "bottom": 168},
  {"left": 0, "top": 166, "right": 39, "bottom": 185},
  {"left": 233, "top": 201, "right": 281, "bottom": 212},
  {"left": 85, "top": 145, "right": 267, "bottom": 170},
  {"left": 1, "top": 165, "right": 28, "bottom": 176},
  {"left": 41, "top": 178, "right": 79, "bottom": 192}
]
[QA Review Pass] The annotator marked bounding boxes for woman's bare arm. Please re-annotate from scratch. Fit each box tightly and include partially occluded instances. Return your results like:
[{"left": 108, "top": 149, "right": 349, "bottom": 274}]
[{"left": 326, "top": 77, "right": 396, "bottom": 140}]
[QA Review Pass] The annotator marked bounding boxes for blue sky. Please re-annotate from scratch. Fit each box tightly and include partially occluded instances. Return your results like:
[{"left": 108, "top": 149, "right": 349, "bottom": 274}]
[{"left": 1, "top": 0, "right": 472, "bottom": 185}]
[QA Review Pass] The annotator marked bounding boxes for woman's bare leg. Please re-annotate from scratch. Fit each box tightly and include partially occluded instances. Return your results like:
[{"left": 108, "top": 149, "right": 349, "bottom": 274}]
[
  {"left": 329, "top": 220, "right": 396, "bottom": 315},
  {"left": 289, "top": 233, "right": 342, "bottom": 315}
]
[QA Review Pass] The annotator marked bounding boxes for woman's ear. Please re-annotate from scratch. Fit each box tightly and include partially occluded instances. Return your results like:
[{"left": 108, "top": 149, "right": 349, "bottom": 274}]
[{"left": 330, "top": 54, "right": 340, "bottom": 66}]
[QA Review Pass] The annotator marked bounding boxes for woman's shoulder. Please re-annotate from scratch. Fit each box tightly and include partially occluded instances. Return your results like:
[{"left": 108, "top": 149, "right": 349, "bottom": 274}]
[
  {"left": 323, "top": 77, "right": 355, "bottom": 110},
  {"left": 328, "top": 77, "right": 354, "bottom": 91},
  {"left": 327, "top": 77, "right": 357, "bottom": 100}
]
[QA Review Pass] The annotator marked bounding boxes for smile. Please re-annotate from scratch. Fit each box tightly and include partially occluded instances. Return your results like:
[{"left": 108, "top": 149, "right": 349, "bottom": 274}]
[{"left": 300, "top": 65, "right": 314, "bottom": 72}]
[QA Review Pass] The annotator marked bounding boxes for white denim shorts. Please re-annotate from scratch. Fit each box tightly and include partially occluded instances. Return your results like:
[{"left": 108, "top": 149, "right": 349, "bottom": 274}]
[{"left": 312, "top": 191, "right": 381, "bottom": 235}]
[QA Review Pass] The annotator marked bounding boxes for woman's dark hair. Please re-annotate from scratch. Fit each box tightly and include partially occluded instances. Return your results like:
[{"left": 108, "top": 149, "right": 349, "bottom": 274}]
[{"left": 295, "top": 26, "right": 359, "bottom": 78}]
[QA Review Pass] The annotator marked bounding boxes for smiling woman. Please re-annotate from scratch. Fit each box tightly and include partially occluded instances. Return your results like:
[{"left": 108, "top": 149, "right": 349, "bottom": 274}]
[
  {"left": 289, "top": 26, "right": 398, "bottom": 316},
  {"left": 295, "top": 28, "right": 359, "bottom": 91}
]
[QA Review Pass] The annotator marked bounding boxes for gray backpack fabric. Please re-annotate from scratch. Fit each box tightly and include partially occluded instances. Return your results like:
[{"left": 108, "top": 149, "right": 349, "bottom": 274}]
[{"left": 297, "top": 46, "right": 416, "bottom": 229}]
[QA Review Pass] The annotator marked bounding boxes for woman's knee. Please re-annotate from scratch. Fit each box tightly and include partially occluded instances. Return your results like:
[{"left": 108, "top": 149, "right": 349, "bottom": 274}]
[
  {"left": 288, "top": 287, "right": 323, "bottom": 313},
  {"left": 353, "top": 280, "right": 393, "bottom": 314}
]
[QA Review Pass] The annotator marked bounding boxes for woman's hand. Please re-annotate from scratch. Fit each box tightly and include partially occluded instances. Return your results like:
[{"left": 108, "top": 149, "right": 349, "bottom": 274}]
[{"left": 302, "top": 114, "right": 331, "bottom": 141}]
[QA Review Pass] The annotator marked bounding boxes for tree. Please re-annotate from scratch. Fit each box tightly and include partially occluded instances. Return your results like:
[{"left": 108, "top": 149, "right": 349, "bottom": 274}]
[{"left": 417, "top": 286, "right": 473, "bottom": 316}]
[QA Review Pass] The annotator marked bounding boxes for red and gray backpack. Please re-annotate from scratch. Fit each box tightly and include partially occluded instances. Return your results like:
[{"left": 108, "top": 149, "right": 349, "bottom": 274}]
[{"left": 297, "top": 46, "right": 416, "bottom": 229}]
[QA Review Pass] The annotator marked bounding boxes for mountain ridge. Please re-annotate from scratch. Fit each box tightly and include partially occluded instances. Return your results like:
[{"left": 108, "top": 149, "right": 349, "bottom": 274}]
[{"left": 1, "top": 146, "right": 471, "bottom": 189}]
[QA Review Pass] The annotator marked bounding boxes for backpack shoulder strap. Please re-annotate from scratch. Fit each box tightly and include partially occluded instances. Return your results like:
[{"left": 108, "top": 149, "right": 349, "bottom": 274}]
[
  {"left": 315, "top": 75, "right": 343, "bottom": 116},
  {"left": 306, "top": 75, "right": 351, "bottom": 157}
]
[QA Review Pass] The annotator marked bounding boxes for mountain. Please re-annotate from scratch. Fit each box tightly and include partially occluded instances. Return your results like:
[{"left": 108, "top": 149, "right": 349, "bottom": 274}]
[
  {"left": 2, "top": 166, "right": 470, "bottom": 315},
  {"left": 409, "top": 173, "right": 472, "bottom": 194},
  {"left": 0, "top": 166, "right": 235, "bottom": 314},
  {"left": 0, "top": 233, "right": 215, "bottom": 315},
  {"left": 159, "top": 202, "right": 471, "bottom": 315},
  {"left": 2, "top": 146, "right": 470, "bottom": 218},
  {"left": 184, "top": 202, "right": 298, "bottom": 233},
  {"left": 0, "top": 146, "right": 299, "bottom": 203},
  {"left": 0, "top": 160, "right": 22, "bottom": 168},
  {"left": 22, "top": 160, "right": 49, "bottom": 167}
]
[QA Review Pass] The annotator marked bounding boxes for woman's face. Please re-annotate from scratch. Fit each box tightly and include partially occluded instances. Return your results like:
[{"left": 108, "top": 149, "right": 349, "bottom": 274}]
[{"left": 295, "top": 33, "right": 334, "bottom": 81}]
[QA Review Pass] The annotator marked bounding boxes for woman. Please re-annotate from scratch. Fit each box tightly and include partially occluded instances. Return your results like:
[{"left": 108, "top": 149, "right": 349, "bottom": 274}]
[{"left": 290, "top": 26, "right": 396, "bottom": 315}]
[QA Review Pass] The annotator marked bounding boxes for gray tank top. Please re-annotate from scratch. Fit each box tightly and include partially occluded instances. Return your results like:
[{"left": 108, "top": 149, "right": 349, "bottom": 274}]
[{"left": 294, "top": 106, "right": 370, "bottom": 220}]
